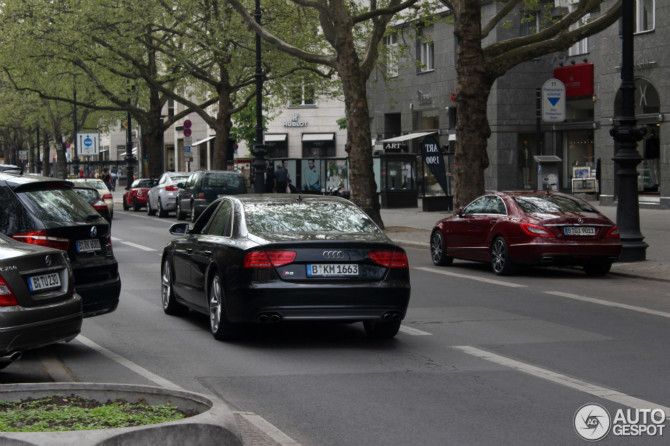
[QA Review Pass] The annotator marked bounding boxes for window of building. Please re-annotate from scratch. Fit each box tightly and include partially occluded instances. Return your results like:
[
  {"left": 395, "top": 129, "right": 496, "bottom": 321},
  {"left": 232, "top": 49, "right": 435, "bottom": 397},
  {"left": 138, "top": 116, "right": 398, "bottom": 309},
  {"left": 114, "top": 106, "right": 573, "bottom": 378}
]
[
  {"left": 289, "top": 84, "right": 316, "bottom": 107},
  {"left": 384, "top": 34, "right": 399, "bottom": 78},
  {"left": 635, "top": 0, "right": 655, "bottom": 33},
  {"left": 419, "top": 41, "right": 434, "bottom": 72},
  {"left": 568, "top": 11, "right": 590, "bottom": 56},
  {"left": 520, "top": 11, "right": 539, "bottom": 36}
]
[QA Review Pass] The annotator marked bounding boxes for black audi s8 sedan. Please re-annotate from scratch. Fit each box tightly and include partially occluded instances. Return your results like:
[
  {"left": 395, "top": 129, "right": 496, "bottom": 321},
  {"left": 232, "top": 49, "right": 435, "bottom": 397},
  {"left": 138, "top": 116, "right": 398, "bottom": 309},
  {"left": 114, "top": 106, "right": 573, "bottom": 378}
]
[{"left": 161, "top": 195, "right": 410, "bottom": 340}]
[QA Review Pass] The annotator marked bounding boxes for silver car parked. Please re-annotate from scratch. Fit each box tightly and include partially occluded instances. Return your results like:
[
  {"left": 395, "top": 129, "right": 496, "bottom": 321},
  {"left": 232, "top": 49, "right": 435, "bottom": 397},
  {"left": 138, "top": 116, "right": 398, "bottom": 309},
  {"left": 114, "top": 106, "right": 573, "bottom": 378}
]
[
  {"left": 146, "top": 172, "right": 190, "bottom": 218},
  {"left": 0, "top": 233, "right": 82, "bottom": 369}
]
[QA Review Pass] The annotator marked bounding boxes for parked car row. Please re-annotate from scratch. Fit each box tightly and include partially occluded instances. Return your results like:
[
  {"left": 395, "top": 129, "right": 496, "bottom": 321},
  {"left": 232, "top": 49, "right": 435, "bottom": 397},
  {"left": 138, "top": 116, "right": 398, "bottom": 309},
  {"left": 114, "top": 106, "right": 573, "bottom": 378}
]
[{"left": 0, "top": 171, "right": 122, "bottom": 369}]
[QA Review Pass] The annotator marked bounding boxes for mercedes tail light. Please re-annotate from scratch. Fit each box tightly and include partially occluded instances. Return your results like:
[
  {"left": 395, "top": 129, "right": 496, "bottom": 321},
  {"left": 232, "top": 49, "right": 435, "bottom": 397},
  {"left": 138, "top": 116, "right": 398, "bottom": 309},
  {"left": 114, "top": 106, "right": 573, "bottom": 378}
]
[
  {"left": 12, "top": 230, "right": 70, "bottom": 251},
  {"left": 0, "top": 274, "right": 18, "bottom": 306},
  {"left": 244, "top": 251, "right": 296, "bottom": 268},
  {"left": 369, "top": 250, "right": 409, "bottom": 268},
  {"left": 606, "top": 226, "right": 620, "bottom": 238},
  {"left": 521, "top": 223, "right": 555, "bottom": 238}
]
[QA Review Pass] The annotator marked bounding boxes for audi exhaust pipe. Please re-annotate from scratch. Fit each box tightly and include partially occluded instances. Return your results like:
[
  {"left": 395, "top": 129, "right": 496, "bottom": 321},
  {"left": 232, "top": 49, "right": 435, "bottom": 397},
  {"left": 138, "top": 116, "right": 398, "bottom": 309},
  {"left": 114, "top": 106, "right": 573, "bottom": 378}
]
[
  {"left": 257, "top": 312, "right": 282, "bottom": 323},
  {"left": 382, "top": 312, "right": 401, "bottom": 321}
]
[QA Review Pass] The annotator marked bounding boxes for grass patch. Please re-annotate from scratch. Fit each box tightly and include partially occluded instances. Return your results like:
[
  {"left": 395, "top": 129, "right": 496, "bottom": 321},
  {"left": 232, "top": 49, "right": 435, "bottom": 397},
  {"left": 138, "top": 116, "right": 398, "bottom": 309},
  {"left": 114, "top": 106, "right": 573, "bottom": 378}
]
[{"left": 0, "top": 394, "right": 196, "bottom": 432}]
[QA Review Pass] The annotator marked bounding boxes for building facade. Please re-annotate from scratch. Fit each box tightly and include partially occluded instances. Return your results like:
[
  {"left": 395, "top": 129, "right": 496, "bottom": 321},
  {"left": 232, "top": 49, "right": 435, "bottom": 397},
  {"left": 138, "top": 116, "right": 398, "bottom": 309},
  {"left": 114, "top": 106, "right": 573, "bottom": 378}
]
[{"left": 367, "top": 0, "right": 668, "bottom": 209}]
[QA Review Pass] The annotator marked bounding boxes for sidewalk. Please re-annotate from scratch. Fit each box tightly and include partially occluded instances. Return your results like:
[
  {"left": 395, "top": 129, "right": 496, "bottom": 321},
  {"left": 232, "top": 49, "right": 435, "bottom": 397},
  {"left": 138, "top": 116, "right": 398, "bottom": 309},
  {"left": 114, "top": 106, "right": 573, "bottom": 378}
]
[{"left": 380, "top": 202, "right": 670, "bottom": 282}]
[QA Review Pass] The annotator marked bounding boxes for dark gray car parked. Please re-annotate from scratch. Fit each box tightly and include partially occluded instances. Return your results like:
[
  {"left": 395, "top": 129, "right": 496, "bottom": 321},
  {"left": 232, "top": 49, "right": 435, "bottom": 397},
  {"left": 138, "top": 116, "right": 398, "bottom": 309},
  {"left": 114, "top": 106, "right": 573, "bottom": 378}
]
[
  {"left": 176, "top": 170, "right": 246, "bottom": 222},
  {"left": 0, "top": 172, "right": 121, "bottom": 317},
  {"left": 0, "top": 233, "right": 82, "bottom": 369}
]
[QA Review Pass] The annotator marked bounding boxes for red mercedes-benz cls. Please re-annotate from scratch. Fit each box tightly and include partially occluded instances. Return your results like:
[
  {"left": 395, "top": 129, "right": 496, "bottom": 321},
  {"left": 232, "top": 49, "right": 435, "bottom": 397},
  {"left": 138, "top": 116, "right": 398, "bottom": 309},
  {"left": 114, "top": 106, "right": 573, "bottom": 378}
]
[{"left": 430, "top": 191, "right": 622, "bottom": 276}]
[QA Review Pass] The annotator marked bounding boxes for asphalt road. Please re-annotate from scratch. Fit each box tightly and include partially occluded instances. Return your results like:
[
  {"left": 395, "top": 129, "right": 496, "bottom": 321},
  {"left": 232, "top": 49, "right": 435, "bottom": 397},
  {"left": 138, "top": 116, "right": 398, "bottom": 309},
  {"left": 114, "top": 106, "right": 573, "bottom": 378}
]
[{"left": 4, "top": 208, "right": 670, "bottom": 445}]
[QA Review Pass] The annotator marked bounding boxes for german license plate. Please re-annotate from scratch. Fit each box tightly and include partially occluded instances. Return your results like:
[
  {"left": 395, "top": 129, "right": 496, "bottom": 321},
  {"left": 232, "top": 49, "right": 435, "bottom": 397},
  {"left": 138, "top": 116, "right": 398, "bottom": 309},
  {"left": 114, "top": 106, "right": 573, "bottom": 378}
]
[
  {"left": 28, "top": 272, "right": 61, "bottom": 292},
  {"left": 564, "top": 226, "right": 596, "bottom": 236},
  {"left": 76, "top": 238, "right": 101, "bottom": 253},
  {"left": 307, "top": 264, "right": 359, "bottom": 277}
]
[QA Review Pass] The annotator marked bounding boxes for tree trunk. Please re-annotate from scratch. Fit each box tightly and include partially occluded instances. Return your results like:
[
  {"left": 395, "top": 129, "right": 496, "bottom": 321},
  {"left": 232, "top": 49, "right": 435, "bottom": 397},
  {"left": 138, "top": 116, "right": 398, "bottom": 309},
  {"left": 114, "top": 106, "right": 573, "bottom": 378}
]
[
  {"left": 212, "top": 90, "right": 233, "bottom": 171},
  {"left": 42, "top": 130, "right": 51, "bottom": 177},
  {"left": 453, "top": 1, "right": 491, "bottom": 209}
]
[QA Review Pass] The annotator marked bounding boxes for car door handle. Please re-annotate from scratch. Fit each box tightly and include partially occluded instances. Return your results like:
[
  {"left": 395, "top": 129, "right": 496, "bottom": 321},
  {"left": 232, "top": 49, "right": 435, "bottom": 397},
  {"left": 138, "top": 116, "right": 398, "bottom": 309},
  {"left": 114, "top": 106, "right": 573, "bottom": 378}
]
[
  {"left": 489, "top": 219, "right": 497, "bottom": 224},
  {"left": 186, "top": 248, "right": 193, "bottom": 253}
]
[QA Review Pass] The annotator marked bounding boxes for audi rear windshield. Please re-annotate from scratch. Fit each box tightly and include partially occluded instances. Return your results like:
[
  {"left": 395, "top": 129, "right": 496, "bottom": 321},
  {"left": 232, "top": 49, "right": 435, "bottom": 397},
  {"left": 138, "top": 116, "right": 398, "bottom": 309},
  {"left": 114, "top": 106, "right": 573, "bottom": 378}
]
[{"left": 243, "top": 201, "right": 381, "bottom": 234}]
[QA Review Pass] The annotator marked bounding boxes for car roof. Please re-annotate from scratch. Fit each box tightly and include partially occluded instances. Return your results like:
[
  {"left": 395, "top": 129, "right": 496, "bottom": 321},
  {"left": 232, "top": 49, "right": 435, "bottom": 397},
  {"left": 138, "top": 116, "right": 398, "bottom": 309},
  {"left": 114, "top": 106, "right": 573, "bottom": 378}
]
[{"left": 0, "top": 172, "right": 71, "bottom": 189}]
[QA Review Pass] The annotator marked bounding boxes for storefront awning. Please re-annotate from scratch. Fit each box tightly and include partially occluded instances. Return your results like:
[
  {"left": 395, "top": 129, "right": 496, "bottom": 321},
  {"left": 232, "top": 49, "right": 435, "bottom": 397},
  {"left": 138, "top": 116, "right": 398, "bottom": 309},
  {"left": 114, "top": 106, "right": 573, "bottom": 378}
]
[
  {"left": 302, "top": 133, "right": 335, "bottom": 142},
  {"left": 380, "top": 131, "right": 436, "bottom": 143},
  {"left": 265, "top": 134, "right": 287, "bottom": 142},
  {"left": 193, "top": 135, "right": 215, "bottom": 146}
]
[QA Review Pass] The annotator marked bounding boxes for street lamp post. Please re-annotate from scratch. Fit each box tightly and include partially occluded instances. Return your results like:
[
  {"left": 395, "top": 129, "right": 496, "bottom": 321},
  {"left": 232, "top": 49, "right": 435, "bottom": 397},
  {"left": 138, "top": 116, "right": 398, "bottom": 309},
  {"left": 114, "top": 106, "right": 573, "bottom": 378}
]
[
  {"left": 610, "top": 0, "right": 648, "bottom": 262},
  {"left": 252, "top": 0, "right": 267, "bottom": 193},
  {"left": 125, "top": 86, "right": 137, "bottom": 190}
]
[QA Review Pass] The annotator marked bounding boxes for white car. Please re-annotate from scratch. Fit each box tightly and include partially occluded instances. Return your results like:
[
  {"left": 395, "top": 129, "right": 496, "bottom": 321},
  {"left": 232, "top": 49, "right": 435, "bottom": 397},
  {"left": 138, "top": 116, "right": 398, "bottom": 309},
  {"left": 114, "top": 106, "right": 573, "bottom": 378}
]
[
  {"left": 70, "top": 178, "right": 114, "bottom": 219},
  {"left": 146, "top": 172, "right": 190, "bottom": 218}
]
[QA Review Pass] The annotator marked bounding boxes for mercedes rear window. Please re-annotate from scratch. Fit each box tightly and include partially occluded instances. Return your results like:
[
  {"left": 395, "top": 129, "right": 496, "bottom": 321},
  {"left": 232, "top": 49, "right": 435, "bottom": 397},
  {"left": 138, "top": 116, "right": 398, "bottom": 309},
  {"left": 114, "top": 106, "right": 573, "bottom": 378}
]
[{"left": 514, "top": 195, "right": 597, "bottom": 214}]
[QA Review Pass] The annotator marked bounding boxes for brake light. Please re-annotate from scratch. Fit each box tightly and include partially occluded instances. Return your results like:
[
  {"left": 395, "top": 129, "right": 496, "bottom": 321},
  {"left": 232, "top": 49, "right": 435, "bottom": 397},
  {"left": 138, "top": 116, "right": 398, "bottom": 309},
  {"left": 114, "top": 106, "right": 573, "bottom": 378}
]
[
  {"left": 521, "top": 223, "right": 555, "bottom": 238},
  {"left": 197, "top": 191, "right": 206, "bottom": 199},
  {"left": 369, "top": 250, "right": 409, "bottom": 268},
  {"left": 166, "top": 185, "right": 179, "bottom": 191},
  {"left": 105, "top": 233, "right": 113, "bottom": 251},
  {"left": 0, "top": 274, "right": 18, "bottom": 306},
  {"left": 606, "top": 226, "right": 620, "bottom": 238},
  {"left": 93, "top": 200, "right": 108, "bottom": 211},
  {"left": 244, "top": 251, "right": 296, "bottom": 268},
  {"left": 101, "top": 193, "right": 113, "bottom": 200},
  {"left": 12, "top": 230, "right": 70, "bottom": 251}
]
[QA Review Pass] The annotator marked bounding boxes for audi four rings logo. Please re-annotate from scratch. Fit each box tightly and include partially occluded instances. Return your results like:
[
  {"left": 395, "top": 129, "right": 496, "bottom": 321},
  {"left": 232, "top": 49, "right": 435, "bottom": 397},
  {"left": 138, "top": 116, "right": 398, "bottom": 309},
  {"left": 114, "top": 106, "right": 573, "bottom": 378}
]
[{"left": 322, "top": 251, "right": 345, "bottom": 259}]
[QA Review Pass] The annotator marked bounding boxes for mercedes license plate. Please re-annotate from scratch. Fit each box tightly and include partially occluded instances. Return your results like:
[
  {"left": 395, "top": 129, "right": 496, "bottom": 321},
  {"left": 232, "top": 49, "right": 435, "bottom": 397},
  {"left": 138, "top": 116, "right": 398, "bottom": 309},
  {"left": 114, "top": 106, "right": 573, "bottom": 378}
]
[
  {"left": 307, "top": 264, "right": 359, "bottom": 277},
  {"left": 28, "top": 272, "right": 61, "bottom": 292},
  {"left": 76, "top": 238, "right": 101, "bottom": 253},
  {"left": 564, "top": 226, "right": 596, "bottom": 236}
]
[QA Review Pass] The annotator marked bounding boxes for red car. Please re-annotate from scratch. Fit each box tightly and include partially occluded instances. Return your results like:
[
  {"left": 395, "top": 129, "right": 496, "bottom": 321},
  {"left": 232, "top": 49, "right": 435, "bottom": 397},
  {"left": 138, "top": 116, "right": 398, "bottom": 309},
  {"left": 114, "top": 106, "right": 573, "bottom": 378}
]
[
  {"left": 122, "top": 178, "right": 158, "bottom": 211},
  {"left": 430, "top": 191, "right": 622, "bottom": 276}
]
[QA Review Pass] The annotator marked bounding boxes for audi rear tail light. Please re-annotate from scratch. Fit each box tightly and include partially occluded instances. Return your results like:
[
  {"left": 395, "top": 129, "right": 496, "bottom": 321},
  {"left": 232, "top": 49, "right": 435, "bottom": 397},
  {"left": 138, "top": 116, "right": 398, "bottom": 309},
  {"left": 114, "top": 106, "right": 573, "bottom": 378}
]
[
  {"left": 12, "top": 230, "right": 70, "bottom": 251},
  {"left": 166, "top": 185, "right": 179, "bottom": 191},
  {"left": 369, "top": 250, "right": 409, "bottom": 268},
  {"left": 0, "top": 274, "right": 18, "bottom": 306},
  {"left": 244, "top": 251, "right": 296, "bottom": 268},
  {"left": 197, "top": 191, "right": 206, "bottom": 199},
  {"left": 520, "top": 223, "right": 555, "bottom": 238},
  {"left": 606, "top": 226, "right": 620, "bottom": 238}
]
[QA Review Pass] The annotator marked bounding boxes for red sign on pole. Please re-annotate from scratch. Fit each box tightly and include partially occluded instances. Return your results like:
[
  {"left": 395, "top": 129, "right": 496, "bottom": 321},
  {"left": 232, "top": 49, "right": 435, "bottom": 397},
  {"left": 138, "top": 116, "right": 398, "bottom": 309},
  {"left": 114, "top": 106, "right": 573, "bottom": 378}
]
[
  {"left": 183, "top": 119, "right": 192, "bottom": 129},
  {"left": 184, "top": 128, "right": 192, "bottom": 137}
]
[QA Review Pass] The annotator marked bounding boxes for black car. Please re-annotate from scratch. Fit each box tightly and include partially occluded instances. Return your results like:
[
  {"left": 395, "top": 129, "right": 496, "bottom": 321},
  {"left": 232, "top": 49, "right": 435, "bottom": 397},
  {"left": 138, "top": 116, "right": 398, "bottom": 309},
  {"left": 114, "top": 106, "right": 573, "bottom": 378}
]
[
  {"left": 73, "top": 185, "right": 112, "bottom": 223},
  {"left": 162, "top": 195, "right": 410, "bottom": 340},
  {"left": 0, "top": 233, "right": 82, "bottom": 369},
  {"left": 0, "top": 172, "right": 121, "bottom": 317},
  {"left": 176, "top": 170, "right": 246, "bottom": 222}
]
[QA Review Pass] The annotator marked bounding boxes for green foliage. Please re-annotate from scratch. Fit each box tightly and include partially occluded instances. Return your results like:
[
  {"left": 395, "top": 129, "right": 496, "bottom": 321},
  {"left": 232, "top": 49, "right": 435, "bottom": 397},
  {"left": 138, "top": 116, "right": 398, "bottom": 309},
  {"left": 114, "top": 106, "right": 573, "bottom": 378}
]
[
  {"left": 230, "top": 102, "right": 273, "bottom": 149},
  {"left": 0, "top": 395, "right": 188, "bottom": 432}
]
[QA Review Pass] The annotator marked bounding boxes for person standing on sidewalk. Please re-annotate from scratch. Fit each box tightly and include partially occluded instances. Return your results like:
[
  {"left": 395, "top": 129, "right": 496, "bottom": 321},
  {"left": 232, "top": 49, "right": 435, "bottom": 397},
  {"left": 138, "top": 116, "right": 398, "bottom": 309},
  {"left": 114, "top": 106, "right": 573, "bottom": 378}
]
[{"left": 275, "top": 162, "right": 288, "bottom": 193}]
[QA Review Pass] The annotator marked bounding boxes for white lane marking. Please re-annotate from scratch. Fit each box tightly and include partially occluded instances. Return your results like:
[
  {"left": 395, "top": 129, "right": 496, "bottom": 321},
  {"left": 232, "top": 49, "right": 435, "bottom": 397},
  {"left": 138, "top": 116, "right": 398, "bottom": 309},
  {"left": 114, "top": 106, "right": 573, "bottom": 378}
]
[
  {"left": 120, "top": 241, "right": 157, "bottom": 252},
  {"left": 235, "top": 412, "right": 302, "bottom": 446},
  {"left": 77, "top": 335, "right": 299, "bottom": 443},
  {"left": 455, "top": 346, "right": 670, "bottom": 416},
  {"left": 76, "top": 335, "right": 184, "bottom": 390},
  {"left": 399, "top": 325, "right": 432, "bottom": 336},
  {"left": 415, "top": 266, "right": 527, "bottom": 288},
  {"left": 545, "top": 291, "right": 670, "bottom": 319}
]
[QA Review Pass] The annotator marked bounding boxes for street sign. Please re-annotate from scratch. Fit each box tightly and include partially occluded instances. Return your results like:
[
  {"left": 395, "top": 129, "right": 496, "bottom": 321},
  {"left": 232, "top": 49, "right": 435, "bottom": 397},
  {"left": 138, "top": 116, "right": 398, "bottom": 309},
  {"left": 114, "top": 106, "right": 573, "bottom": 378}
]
[
  {"left": 184, "top": 137, "right": 192, "bottom": 146},
  {"left": 184, "top": 128, "right": 192, "bottom": 137},
  {"left": 19, "top": 150, "right": 28, "bottom": 161},
  {"left": 541, "top": 78, "right": 566, "bottom": 122},
  {"left": 77, "top": 132, "right": 100, "bottom": 156},
  {"left": 183, "top": 119, "right": 192, "bottom": 129},
  {"left": 184, "top": 146, "right": 191, "bottom": 153}
]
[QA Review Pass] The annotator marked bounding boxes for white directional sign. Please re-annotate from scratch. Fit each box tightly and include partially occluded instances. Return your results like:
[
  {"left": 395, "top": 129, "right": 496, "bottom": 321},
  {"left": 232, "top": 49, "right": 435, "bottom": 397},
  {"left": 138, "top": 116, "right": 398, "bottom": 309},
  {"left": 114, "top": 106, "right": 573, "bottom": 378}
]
[
  {"left": 77, "top": 132, "right": 100, "bottom": 156},
  {"left": 541, "top": 78, "right": 566, "bottom": 123}
]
